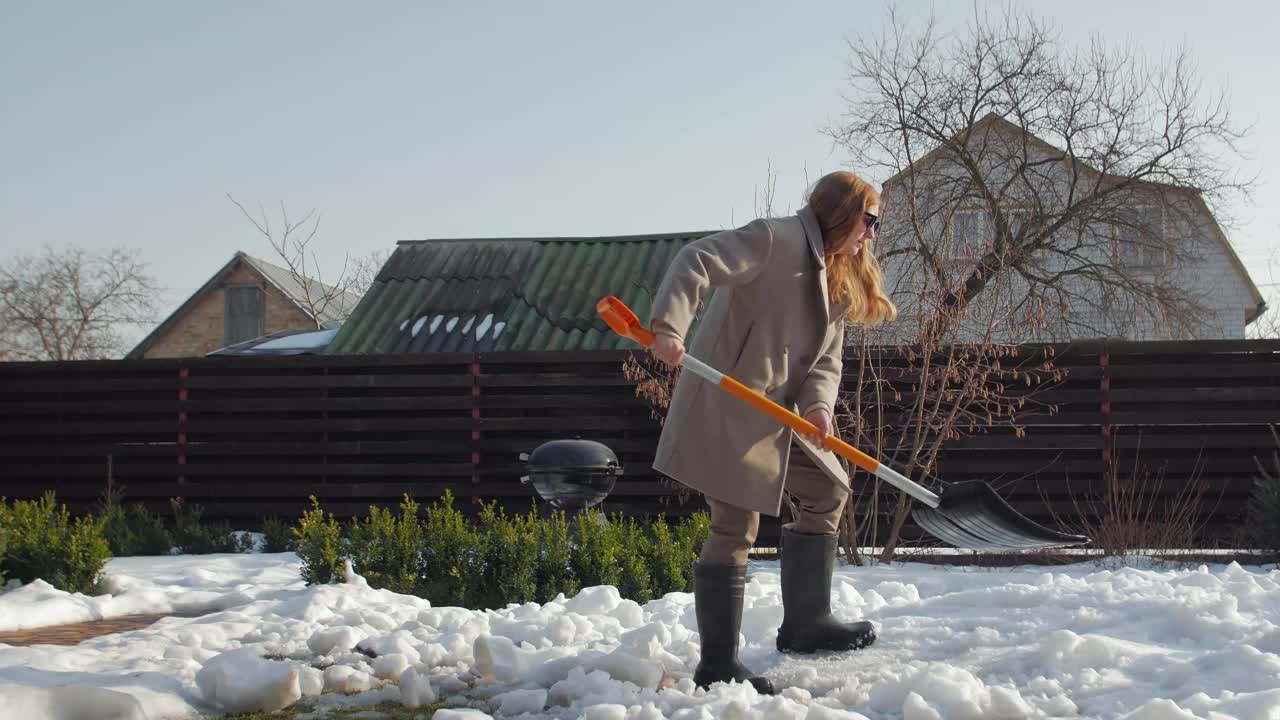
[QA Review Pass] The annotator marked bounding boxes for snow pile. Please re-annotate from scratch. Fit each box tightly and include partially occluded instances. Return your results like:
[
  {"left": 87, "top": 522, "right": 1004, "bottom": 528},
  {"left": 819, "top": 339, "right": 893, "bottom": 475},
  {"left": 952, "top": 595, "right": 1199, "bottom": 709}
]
[
  {"left": 0, "top": 552, "right": 301, "bottom": 632},
  {"left": 0, "top": 552, "right": 1277, "bottom": 718}
]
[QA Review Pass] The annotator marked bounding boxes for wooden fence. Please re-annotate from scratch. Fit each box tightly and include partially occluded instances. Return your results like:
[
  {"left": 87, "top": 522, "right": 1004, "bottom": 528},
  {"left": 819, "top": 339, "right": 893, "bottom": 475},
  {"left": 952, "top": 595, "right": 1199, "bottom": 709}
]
[{"left": 1, "top": 339, "right": 1276, "bottom": 546}]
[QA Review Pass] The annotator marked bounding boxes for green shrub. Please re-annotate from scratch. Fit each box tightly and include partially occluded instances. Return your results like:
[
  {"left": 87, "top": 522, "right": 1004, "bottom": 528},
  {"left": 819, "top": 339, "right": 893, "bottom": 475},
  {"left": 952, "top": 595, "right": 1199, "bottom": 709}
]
[
  {"left": 349, "top": 496, "right": 423, "bottom": 595},
  {"left": 261, "top": 516, "right": 296, "bottom": 553},
  {"left": 294, "top": 496, "right": 345, "bottom": 585},
  {"left": 420, "top": 490, "right": 481, "bottom": 607},
  {"left": 97, "top": 487, "right": 172, "bottom": 557},
  {"left": 571, "top": 510, "right": 622, "bottom": 590},
  {"left": 534, "top": 508, "right": 577, "bottom": 603},
  {"left": 292, "top": 494, "right": 713, "bottom": 608},
  {"left": 0, "top": 526, "right": 8, "bottom": 586},
  {"left": 670, "top": 511, "right": 711, "bottom": 592},
  {"left": 0, "top": 493, "right": 112, "bottom": 594},
  {"left": 610, "top": 515, "right": 654, "bottom": 603},
  {"left": 170, "top": 498, "right": 247, "bottom": 554},
  {"left": 471, "top": 502, "right": 539, "bottom": 609},
  {"left": 646, "top": 514, "right": 687, "bottom": 597}
]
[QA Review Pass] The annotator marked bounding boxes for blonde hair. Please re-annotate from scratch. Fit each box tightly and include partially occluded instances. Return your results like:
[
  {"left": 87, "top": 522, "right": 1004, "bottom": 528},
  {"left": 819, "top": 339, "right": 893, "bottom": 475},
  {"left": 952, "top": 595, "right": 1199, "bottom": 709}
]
[{"left": 807, "top": 171, "right": 897, "bottom": 325}]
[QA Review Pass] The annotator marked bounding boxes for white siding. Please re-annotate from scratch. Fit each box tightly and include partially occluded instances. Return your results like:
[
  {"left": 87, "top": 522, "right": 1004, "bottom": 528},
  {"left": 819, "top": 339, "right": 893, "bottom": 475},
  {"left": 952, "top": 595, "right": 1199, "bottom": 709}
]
[{"left": 875, "top": 124, "right": 1256, "bottom": 342}]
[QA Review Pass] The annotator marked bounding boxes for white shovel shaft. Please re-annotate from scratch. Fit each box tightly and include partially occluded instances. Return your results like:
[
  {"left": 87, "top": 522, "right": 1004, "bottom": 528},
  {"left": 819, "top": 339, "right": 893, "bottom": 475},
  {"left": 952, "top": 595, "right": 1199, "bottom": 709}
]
[
  {"left": 874, "top": 464, "right": 941, "bottom": 508},
  {"left": 678, "top": 354, "right": 723, "bottom": 384}
]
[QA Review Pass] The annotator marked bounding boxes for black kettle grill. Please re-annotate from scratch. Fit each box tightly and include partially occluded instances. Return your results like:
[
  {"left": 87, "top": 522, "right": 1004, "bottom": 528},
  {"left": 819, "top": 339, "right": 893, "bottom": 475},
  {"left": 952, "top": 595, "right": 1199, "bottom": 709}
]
[{"left": 520, "top": 439, "right": 623, "bottom": 510}]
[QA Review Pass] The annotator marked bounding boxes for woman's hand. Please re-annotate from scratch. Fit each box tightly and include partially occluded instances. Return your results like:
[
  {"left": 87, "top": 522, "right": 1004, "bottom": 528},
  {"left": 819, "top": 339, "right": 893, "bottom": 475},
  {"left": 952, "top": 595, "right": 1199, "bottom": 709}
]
[
  {"left": 802, "top": 406, "right": 833, "bottom": 447},
  {"left": 650, "top": 335, "right": 685, "bottom": 369}
]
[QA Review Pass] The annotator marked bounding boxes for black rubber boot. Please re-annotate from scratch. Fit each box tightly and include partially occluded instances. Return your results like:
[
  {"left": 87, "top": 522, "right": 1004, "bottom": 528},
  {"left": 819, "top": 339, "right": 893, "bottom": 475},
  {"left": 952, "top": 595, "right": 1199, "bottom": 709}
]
[
  {"left": 776, "top": 527, "right": 877, "bottom": 653},
  {"left": 691, "top": 563, "right": 776, "bottom": 695}
]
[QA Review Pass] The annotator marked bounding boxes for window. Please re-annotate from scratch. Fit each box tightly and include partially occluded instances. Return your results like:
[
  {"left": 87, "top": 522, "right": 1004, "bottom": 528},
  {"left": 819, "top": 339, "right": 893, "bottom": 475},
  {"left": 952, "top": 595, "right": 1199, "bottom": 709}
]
[
  {"left": 948, "top": 208, "right": 1031, "bottom": 261},
  {"left": 948, "top": 210, "right": 990, "bottom": 261},
  {"left": 1115, "top": 206, "right": 1167, "bottom": 267},
  {"left": 1006, "top": 208, "right": 1031, "bottom": 238},
  {"left": 224, "top": 285, "right": 265, "bottom": 345}
]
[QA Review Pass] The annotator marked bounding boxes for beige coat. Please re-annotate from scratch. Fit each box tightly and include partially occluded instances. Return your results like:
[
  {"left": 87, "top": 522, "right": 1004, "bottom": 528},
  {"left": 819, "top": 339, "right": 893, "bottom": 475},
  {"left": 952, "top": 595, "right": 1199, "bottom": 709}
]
[{"left": 649, "top": 205, "right": 851, "bottom": 516}]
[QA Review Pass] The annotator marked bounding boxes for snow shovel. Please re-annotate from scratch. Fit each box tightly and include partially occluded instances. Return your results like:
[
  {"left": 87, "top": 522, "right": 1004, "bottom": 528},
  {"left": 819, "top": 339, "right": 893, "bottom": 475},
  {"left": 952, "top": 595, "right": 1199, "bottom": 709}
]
[{"left": 596, "top": 296, "right": 1089, "bottom": 551}]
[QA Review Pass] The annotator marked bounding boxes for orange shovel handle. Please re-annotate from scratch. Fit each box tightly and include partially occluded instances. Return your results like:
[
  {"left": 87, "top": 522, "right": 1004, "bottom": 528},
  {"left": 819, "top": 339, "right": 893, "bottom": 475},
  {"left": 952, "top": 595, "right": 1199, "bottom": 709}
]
[
  {"left": 718, "top": 375, "right": 881, "bottom": 475},
  {"left": 595, "top": 295, "right": 881, "bottom": 477}
]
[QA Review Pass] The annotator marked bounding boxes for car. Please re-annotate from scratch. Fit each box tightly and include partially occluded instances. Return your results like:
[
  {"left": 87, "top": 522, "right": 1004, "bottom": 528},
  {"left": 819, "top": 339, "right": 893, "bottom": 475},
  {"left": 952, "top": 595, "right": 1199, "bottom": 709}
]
[{"left": 206, "top": 325, "right": 339, "bottom": 356}]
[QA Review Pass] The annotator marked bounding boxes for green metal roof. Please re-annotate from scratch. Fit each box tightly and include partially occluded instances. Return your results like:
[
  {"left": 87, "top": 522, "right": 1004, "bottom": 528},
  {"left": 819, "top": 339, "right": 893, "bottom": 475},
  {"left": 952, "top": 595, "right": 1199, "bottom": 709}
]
[{"left": 327, "top": 232, "right": 713, "bottom": 353}]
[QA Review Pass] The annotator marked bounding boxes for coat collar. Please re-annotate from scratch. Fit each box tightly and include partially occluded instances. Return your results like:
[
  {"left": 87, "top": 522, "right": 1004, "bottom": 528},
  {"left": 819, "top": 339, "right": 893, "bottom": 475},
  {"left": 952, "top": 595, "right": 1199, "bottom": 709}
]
[
  {"left": 797, "top": 205, "right": 831, "bottom": 330},
  {"left": 798, "top": 205, "right": 826, "bottom": 268}
]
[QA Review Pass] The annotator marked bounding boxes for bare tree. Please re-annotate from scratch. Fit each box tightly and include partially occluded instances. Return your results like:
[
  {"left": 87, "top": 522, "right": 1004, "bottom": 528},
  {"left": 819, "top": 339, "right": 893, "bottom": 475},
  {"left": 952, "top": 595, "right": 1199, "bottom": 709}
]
[
  {"left": 832, "top": 5, "right": 1255, "bottom": 343},
  {"left": 348, "top": 248, "right": 391, "bottom": 299},
  {"left": 0, "top": 246, "right": 160, "bottom": 361},
  {"left": 815, "top": 5, "right": 1259, "bottom": 559},
  {"left": 1247, "top": 235, "right": 1279, "bottom": 339},
  {"left": 835, "top": 301, "right": 1065, "bottom": 561},
  {"left": 228, "top": 196, "right": 381, "bottom": 326},
  {"left": 1252, "top": 303, "right": 1280, "bottom": 340}
]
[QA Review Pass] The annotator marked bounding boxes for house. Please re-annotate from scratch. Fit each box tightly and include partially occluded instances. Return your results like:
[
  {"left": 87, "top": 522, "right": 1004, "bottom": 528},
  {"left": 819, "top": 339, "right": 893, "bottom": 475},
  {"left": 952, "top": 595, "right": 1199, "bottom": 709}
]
[
  {"left": 877, "top": 113, "right": 1266, "bottom": 341},
  {"left": 326, "top": 232, "right": 712, "bottom": 353},
  {"left": 333, "top": 113, "right": 1265, "bottom": 354},
  {"left": 128, "top": 252, "right": 361, "bottom": 359}
]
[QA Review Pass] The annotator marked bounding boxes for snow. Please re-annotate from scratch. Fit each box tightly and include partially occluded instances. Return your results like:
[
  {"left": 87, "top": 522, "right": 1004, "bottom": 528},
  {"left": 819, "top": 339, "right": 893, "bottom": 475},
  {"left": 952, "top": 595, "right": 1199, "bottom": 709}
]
[
  {"left": 0, "top": 553, "right": 1276, "bottom": 719},
  {"left": 0, "top": 552, "right": 299, "bottom": 632}
]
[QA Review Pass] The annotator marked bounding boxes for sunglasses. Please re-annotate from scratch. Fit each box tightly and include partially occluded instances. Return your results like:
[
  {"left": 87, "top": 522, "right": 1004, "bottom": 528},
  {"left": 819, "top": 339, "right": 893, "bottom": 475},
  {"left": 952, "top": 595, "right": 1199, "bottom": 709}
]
[{"left": 863, "top": 212, "right": 880, "bottom": 234}]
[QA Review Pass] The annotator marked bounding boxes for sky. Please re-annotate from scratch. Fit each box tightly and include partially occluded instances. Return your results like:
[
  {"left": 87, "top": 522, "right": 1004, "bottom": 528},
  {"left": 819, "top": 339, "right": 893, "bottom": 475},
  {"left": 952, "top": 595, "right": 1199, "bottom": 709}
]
[
  {"left": 2, "top": 1, "right": 1278, "bottom": 344},
  {"left": 1, "top": 551, "right": 1278, "bottom": 718}
]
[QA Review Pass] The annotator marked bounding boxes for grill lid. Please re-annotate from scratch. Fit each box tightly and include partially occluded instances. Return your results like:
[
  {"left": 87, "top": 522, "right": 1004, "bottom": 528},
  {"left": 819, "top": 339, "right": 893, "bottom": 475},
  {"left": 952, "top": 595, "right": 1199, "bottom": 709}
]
[{"left": 520, "top": 439, "right": 623, "bottom": 474}]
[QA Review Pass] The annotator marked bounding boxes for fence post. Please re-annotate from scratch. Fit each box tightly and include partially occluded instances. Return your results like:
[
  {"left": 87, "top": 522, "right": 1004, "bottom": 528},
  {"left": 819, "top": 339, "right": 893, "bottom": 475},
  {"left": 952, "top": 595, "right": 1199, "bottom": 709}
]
[
  {"left": 471, "top": 356, "right": 482, "bottom": 487},
  {"left": 1099, "top": 340, "right": 1112, "bottom": 495},
  {"left": 177, "top": 366, "right": 189, "bottom": 486},
  {"left": 322, "top": 364, "right": 329, "bottom": 486}
]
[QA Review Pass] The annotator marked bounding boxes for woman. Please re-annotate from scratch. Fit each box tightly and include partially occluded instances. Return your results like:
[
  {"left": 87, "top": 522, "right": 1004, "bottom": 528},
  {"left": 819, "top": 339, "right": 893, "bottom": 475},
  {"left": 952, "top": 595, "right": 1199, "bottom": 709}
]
[{"left": 647, "top": 171, "right": 896, "bottom": 695}]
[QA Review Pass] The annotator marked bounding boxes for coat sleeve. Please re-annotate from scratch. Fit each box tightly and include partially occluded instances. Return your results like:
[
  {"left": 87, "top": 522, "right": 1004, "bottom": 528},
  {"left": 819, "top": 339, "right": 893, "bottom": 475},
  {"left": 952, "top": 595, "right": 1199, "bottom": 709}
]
[
  {"left": 796, "top": 316, "right": 845, "bottom": 419},
  {"left": 648, "top": 218, "right": 775, "bottom": 342}
]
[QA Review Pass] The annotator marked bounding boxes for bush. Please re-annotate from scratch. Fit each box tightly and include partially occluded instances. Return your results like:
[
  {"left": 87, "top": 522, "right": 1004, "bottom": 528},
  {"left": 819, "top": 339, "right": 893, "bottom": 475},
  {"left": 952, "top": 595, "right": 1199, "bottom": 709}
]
[
  {"left": 647, "top": 514, "right": 690, "bottom": 596},
  {"left": 293, "top": 494, "right": 712, "bottom": 608},
  {"left": 471, "top": 502, "right": 539, "bottom": 609},
  {"left": 0, "top": 492, "right": 112, "bottom": 594},
  {"left": 97, "top": 486, "right": 172, "bottom": 557},
  {"left": 420, "top": 490, "right": 481, "bottom": 607},
  {"left": 294, "top": 496, "right": 344, "bottom": 585},
  {"left": 1247, "top": 425, "right": 1280, "bottom": 556},
  {"left": 348, "top": 496, "right": 423, "bottom": 595},
  {"left": 260, "top": 516, "right": 296, "bottom": 553},
  {"left": 670, "top": 511, "right": 711, "bottom": 591},
  {"left": 0, "top": 526, "right": 8, "bottom": 586},
  {"left": 170, "top": 498, "right": 250, "bottom": 554},
  {"left": 571, "top": 510, "right": 622, "bottom": 591},
  {"left": 534, "top": 508, "right": 577, "bottom": 603}
]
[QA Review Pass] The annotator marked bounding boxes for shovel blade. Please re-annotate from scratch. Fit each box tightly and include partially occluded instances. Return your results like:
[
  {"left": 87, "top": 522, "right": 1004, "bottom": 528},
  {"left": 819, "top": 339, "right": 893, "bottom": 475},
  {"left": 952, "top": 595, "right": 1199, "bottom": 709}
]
[{"left": 911, "top": 480, "right": 1089, "bottom": 551}]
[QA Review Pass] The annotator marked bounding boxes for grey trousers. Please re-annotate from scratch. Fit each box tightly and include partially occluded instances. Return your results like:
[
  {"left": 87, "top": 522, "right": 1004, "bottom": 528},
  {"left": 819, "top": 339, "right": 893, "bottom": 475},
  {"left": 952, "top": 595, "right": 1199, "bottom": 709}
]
[{"left": 699, "top": 441, "right": 849, "bottom": 566}]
